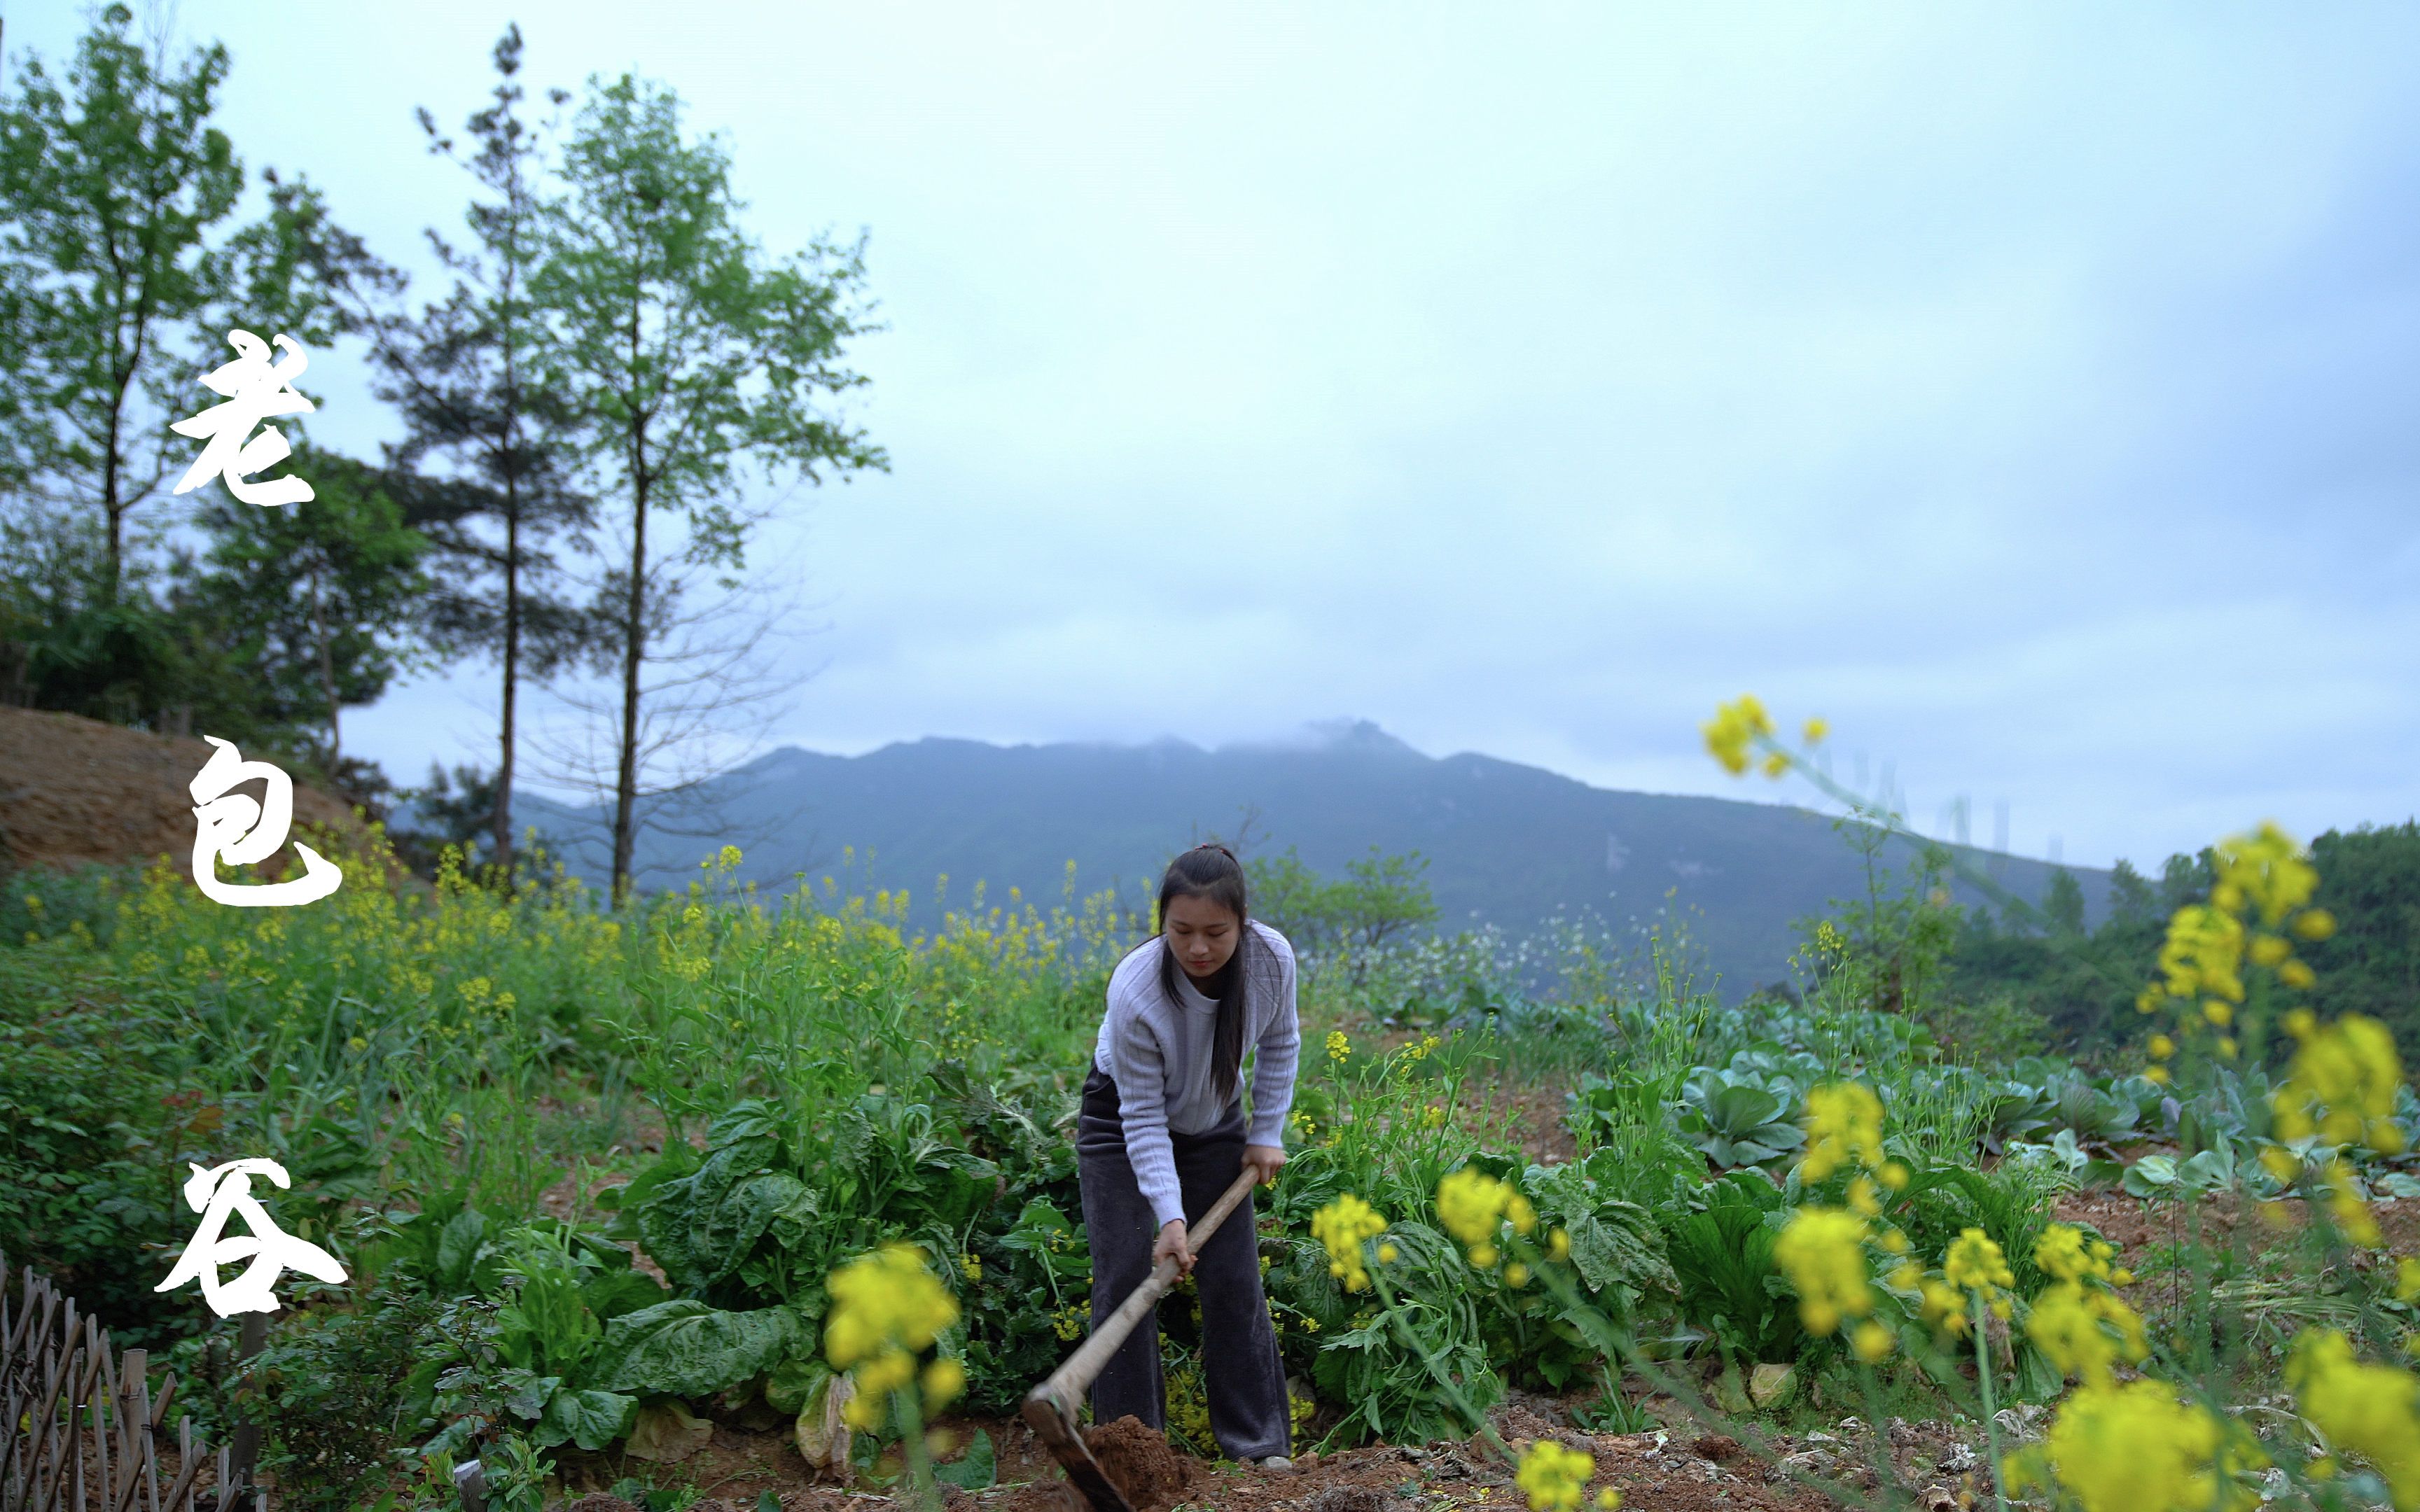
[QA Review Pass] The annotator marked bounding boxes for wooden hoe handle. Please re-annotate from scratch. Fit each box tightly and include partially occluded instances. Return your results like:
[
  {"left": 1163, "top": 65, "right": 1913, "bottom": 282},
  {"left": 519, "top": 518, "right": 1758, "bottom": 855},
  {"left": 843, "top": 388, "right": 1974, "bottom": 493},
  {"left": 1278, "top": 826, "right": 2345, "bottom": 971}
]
[{"left": 1020, "top": 1165, "right": 1266, "bottom": 1511}]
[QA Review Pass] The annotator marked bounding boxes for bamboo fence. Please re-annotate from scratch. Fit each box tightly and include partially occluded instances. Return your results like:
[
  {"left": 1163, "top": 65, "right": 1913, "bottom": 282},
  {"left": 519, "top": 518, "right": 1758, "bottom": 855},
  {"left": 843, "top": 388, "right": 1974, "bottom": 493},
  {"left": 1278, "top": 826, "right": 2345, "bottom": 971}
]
[{"left": 1, "top": 1252, "right": 237, "bottom": 1512}]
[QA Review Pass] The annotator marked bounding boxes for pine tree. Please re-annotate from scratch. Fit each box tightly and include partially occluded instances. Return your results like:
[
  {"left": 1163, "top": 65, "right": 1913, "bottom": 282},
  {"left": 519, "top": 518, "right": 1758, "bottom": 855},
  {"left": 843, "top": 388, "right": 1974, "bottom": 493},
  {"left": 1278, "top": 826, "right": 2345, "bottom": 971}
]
[{"left": 377, "top": 25, "right": 597, "bottom": 876}]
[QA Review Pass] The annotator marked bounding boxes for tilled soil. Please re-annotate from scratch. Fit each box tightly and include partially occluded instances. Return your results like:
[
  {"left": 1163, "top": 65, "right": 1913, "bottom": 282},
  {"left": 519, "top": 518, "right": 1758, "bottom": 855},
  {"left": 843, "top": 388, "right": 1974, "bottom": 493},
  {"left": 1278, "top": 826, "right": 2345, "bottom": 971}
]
[
  {"left": 2053, "top": 1184, "right": 2420, "bottom": 1262},
  {"left": 554, "top": 1397, "right": 2015, "bottom": 1512},
  {"left": 992, "top": 1414, "right": 1216, "bottom": 1512}
]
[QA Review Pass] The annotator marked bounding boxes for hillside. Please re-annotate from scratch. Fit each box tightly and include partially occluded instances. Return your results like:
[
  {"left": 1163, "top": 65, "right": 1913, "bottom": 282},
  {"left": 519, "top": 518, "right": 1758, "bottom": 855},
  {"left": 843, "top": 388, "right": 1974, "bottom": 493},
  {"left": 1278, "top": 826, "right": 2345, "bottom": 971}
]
[
  {"left": 499, "top": 718, "right": 2108, "bottom": 996},
  {"left": 0, "top": 707, "right": 366, "bottom": 878}
]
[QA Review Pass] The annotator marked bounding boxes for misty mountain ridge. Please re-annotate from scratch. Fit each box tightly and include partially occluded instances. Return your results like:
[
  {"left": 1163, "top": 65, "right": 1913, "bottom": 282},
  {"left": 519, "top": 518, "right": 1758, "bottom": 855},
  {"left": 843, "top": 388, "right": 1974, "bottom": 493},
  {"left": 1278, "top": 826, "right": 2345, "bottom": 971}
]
[{"left": 488, "top": 718, "right": 2109, "bottom": 998}]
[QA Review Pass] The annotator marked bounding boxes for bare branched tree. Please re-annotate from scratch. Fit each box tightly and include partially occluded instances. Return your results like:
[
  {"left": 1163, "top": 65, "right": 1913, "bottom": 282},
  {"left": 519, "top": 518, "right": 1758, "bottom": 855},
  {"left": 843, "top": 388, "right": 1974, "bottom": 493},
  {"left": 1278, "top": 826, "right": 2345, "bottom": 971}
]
[{"left": 520, "top": 519, "right": 836, "bottom": 896}]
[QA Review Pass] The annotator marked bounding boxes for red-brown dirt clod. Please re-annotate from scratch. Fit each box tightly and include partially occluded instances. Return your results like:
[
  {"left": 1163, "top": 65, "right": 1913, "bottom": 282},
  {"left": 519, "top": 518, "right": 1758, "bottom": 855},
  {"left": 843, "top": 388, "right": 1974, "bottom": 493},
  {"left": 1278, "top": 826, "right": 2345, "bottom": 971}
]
[{"left": 1080, "top": 1415, "right": 1210, "bottom": 1512}]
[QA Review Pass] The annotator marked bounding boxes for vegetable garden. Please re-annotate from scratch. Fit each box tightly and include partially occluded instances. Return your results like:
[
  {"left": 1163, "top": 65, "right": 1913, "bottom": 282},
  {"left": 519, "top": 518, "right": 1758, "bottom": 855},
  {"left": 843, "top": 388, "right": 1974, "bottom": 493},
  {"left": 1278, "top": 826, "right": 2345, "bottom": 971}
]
[{"left": 4, "top": 708, "right": 2418, "bottom": 1512}]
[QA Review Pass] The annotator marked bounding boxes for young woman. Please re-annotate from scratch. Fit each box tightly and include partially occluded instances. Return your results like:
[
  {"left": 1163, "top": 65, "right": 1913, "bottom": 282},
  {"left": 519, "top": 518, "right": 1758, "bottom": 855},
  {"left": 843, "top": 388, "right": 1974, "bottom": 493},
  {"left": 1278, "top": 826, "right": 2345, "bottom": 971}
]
[{"left": 1078, "top": 842, "right": 1300, "bottom": 1469}]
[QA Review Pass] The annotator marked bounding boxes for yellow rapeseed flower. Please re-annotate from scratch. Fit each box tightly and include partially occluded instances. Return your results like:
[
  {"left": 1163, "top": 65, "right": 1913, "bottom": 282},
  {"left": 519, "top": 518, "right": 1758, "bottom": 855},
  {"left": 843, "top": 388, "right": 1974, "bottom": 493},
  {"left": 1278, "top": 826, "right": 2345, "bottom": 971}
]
[
  {"left": 1800, "top": 1082, "right": 1886, "bottom": 1185},
  {"left": 1921, "top": 1278, "right": 1970, "bottom": 1338},
  {"left": 2155, "top": 904, "right": 2246, "bottom": 1007},
  {"left": 1312, "top": 1194, "right": 1390, "bottom": 1292},
  {"left": 1326, "top": 1030, "right": 1351, "bottom": 1063},
  {"left": 844, "top": 1350, "right": 916, "bottom": 1429},
  {"left": 2272, "top": 1012, "right": 2405, "bottom": 1154},
  {"left": 2027, "top": 1281, "right": 2149, "bottom": 1388},
  {"left": 1702, "top": 695, "right": 1774, "bottom": 776},
  {"left": 1772, "top": 1206, "right": 1871, "bottom": 1336},
  {"left": 825, "top": 1242, "right": 961, "bottom": 1430},
  {"left": 1438, "top": 1168, "right": 1503, "bottom": 1247},
  {"left": 2288, "top": 1329, "right": 2420, "bottom": 1511},
  {"left": 1515, "top": 1438, "right": 1597, "bottom": 1512},
  {"left": 2321, "top": 1156, "right": 2384, "bottom": 1247},
  {"left": 922, "top": 1357, "right": 965, "bottom": 1412},
  {"left": 2213, "top": 822, "right": 2318, "bottom": 927},
  {"left": 2033, "top": 1224, "right": 2114, "bottom": 1284},
  {"left": 826, "top": 1244, "right": 960, "bottom": 1362},
  {"left": 1804, "top": 717, "right": 1829, "bottom": 745},
  {"left": 2024, "top": 1380, "right": 2237, "bottom": 1512},
  {"left": 1437, "top": 1168, "right": 1536, "bottom": 1267},
  {"left": 1851, "top": 1319, "right": 1893, "bottom": 1362},
  {"left": 1944, "top": 1228, "right": 2015, "bottom": 1307}
]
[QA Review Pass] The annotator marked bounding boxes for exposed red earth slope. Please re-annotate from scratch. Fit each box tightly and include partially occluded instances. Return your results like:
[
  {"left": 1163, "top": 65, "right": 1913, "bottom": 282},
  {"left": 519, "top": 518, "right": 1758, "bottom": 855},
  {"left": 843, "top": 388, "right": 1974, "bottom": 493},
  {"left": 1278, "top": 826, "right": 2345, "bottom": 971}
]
[{"left": 0, "top": 705, "right": 366, "bottom": 874}]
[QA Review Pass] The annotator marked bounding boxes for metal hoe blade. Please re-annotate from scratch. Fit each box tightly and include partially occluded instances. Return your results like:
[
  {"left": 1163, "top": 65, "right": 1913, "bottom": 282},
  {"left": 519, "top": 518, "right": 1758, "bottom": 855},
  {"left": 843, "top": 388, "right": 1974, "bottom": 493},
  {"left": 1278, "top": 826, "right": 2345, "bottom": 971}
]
[{"left": 1020, "top": 1382, "right": 1137, "bottom": 1512}]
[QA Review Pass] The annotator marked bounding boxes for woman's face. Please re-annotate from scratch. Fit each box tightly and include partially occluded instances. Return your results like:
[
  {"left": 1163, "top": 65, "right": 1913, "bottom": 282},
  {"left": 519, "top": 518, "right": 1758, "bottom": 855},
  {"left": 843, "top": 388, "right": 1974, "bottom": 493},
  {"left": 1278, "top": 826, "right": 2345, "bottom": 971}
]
[{"left": 1164, "top": 892, "right": 1242, "bottom": 979}]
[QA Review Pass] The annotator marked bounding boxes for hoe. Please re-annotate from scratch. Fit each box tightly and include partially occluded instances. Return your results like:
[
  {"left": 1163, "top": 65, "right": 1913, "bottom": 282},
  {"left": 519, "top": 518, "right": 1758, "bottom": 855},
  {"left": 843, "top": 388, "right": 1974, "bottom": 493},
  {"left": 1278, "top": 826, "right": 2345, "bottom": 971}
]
[{"left": 1019, "top": 1166, "right": 1263, "bottom": 1512}]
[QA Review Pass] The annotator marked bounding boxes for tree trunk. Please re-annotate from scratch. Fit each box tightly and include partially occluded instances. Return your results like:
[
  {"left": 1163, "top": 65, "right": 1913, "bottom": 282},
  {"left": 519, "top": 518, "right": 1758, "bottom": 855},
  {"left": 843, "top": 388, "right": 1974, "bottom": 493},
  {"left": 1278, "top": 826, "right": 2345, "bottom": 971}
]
[
  {"left": 496, "top": 506, "right": 520, "bottom": 876},
  {"left": 611, "top": 465, "right": 646, "bottom": 907},
  {"left": 493, "top": 202, "right": 528, "bottom": 882},
  {"left": 611, "top": 275, "right": 651, "bottom": 907},
  {"left": 104, "top": 395, "right": 125, "bottom": 603},
  {"left": 312, "top": 556, "right": 340, "bottom": 764},
  {"left": 103, "top": 230, "right": 154, "bottom": 606}
]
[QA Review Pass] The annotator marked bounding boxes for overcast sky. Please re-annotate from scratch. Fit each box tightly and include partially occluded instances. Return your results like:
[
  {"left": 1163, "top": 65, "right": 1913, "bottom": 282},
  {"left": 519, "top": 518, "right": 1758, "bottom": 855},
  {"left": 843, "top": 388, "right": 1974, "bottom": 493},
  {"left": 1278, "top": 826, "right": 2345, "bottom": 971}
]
[{"left": 13, "top": 2, "right": 2418, "bottom": 872}]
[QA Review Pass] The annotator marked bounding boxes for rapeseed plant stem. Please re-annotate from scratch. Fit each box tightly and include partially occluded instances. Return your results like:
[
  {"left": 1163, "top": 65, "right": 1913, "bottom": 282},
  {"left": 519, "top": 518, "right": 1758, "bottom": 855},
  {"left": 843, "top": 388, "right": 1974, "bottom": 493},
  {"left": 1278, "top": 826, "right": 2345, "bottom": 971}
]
[
  {"left": 888, "top": 1385, "right": 942, "bottom": 1512},
  {"left": 1971, "top": 1292, "right": 2008, "bottom": 1512}
]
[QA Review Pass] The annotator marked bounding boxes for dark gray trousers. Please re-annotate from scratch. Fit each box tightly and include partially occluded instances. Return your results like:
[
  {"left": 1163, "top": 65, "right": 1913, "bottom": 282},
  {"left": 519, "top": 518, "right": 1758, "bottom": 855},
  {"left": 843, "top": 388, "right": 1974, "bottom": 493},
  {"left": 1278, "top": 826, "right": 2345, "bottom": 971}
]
[{"left": 1076, "top": 1065, "right": 1290, "bottom": 1462}]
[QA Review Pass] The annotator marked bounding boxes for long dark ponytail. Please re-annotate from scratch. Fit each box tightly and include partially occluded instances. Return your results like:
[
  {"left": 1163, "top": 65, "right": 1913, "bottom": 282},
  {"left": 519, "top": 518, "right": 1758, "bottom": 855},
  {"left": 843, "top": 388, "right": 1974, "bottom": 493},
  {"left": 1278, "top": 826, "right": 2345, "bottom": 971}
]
[{"left": 1155, "top": 842, "right": 1254, "bottom": 1107}]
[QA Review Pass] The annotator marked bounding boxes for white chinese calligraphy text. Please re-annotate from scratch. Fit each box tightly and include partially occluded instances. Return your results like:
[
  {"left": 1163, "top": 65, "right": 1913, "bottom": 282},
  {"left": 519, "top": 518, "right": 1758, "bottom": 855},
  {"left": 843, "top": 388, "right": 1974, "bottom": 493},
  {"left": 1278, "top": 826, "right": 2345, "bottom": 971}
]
[
  {"left": 190, "top": 735, "right": 343, "bottom": 906},
  {"left": 169, "top": 328, "right": 317, "bottom": 507},
  {"left": 154, "top": 1158, "right": 347, "bottom": 1317}
]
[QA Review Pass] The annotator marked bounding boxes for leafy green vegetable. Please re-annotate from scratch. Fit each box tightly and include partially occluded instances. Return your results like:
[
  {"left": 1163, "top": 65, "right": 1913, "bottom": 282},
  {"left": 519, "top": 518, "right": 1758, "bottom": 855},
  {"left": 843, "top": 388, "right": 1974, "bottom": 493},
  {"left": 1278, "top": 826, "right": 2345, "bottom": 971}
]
[
  {"left": 933, "top": 1427, "right": 997, "bottom": 1490},
  {"left": 1679, "top": 1073, "right": 1809, "bottom": 1169},
  {"left": 538, "top": 1383, "right": 639, "bottom": 1452},
  {"left": 765, "top": 1354, "right": 833, "bottom": 1418},
  {"left": 1661, "top": 1170, "right": 1799, "bottom": 1366},
  {"left": 588, "top": 1299, "right": 809, "bottom": 1398}
]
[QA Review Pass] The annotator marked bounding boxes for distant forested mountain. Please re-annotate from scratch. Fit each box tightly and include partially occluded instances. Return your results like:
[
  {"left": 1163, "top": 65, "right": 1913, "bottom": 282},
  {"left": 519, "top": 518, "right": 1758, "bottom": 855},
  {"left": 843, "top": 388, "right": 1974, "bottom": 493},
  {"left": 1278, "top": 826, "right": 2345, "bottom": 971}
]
[{"left": 477, "top": 719, "right": 2109, "bottom": 998}]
